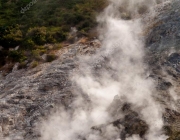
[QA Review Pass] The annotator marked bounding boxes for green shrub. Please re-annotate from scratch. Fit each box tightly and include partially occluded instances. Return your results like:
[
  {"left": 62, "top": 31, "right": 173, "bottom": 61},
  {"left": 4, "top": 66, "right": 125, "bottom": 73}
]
[
  {"left": 53, "top": 43, "right": 62, "bottom": 50},
  {"left": 26, "top": 27, "right": 47, "bottom": 45},
  {"left": 46, "top": 33, "right": 56, "bottom": 43},
  {"left": 30, "top": 61, "right": 38, "bottom": 68},
  {"left": 22, "top": 38, "right": 35, "bottom": 49},
  {"left": 53, "top": 30, "right": 67, "bottom": 42},
  {"left": 18, "top": 61, "right": 27, "bottom": 69},
  {"left": 32, "top": 49, "right": 43, "bottom": 61},
  {"left": 0, "top": 25, "right": 23, "bottom": 48},
  {"left": 46, "top": 54, "right": 57, "bottom": 62},
  {"left": 8, "top": 50, "right": 26, "bottom": 62}
]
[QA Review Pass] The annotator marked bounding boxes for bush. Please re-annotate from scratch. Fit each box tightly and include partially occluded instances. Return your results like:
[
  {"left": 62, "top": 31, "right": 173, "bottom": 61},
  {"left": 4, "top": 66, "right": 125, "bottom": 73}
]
[
  {"left": 8, "top": 50, "right": 26, "bottom": 62},
  {"left": 46, "top": 54, "right": 57, "bottom": 62},
  {"left": 53, "top": 43, "right": 62, "bottom": 50},
  {"left": 30, "top": 61, "right": 38, "bottom": 68},
  {"left": 32, "top": 49, "right": 43, "bottom": 61},
  {"left": 22, "top": 38, "right": 35, "bottom": 49},
  {"left": 0, "top": 25, "right": 23, "bottom": 48},
  {"left": 53, "top": 30, "right": 67, "bottom": 42},
  {"left": 26, "top": 27, "right": 47, "bottom": 45},
  {"left": 18, "top": 61, "right": 27, "bottom": 69},
  {"left": 46, "top": 33, "right": 56, "bottom": 43}
]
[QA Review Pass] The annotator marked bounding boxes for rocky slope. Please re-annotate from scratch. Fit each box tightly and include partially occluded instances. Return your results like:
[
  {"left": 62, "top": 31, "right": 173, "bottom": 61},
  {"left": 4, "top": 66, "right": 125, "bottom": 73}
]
[
  {"left": 0, "top": 39, "right": 101, "bottom": 139},
  {"left": 0, "top": 0, "right": 180, "bottom": 140},
  {"left": 146, "top": 0, "right": 180, "bottom": 139}
]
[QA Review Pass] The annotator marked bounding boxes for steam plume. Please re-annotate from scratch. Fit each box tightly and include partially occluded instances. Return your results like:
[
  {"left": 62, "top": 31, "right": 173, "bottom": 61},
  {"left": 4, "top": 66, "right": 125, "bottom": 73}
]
[{"left": 40, "top": 0, "right": 169, "bottom": 140}]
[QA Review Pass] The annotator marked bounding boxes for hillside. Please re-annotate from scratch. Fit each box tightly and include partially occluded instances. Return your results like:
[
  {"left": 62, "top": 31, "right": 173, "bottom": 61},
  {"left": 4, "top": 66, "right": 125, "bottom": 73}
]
[
  {"left": 1, "top": 0, "right": 180, "bottom": 140},
  {"left": 0, "top": 0, "right": 106, "bottom": 74}
]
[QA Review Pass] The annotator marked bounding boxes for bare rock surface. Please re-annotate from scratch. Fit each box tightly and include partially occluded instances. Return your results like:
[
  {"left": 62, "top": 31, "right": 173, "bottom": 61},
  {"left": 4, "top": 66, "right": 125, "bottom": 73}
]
[
  {"left": 0, "top": 39, "right": 101, "bottom": 139},
  {"left": 145, "top": 0, "right": 180, "bottom": 139},
  {"left": 146, "top": 0, "right": 180, "bottom": 51}
]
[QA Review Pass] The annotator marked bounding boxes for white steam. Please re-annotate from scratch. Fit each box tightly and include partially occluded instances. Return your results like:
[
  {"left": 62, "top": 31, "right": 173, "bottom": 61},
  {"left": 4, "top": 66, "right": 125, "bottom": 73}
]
[{"left": 40, "top": 0, "right": 169, "bottom": 140}]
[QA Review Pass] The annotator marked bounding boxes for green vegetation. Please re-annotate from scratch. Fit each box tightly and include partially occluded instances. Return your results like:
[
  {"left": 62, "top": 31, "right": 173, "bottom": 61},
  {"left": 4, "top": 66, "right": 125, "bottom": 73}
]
[
  {"left": 30, "top": 60, "right": 39, "bottom": 68},
  {"left": 46, "top": 54, "right": 58, "bottom": 62},
  {"left": 0, "top": 0, "right": 107, "bottom": 73}
]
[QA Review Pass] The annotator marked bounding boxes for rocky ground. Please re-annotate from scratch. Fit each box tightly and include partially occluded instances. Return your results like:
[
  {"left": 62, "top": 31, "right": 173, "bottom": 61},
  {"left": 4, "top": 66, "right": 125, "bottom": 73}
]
[
  {"left": 145, "top": 0, "right": 180, "bottom": 139},
  {"left": 0, "top": 39, "right": 101, "bottom": 139},
  {"left": 0, "top": 0, "right": 180, "bottom": 140}
]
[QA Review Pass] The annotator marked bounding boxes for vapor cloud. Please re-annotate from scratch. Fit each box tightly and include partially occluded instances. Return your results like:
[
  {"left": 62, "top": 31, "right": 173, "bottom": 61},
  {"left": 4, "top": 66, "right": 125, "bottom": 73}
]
[{"left": 39, "top": 0, "right": 170, "bottom": 140}]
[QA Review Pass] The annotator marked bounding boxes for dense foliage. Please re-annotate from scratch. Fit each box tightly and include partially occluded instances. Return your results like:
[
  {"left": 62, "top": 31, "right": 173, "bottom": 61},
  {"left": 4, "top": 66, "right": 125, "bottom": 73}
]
[{"left": 0, "top": 0, "right": 106, "bottom": 73}]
